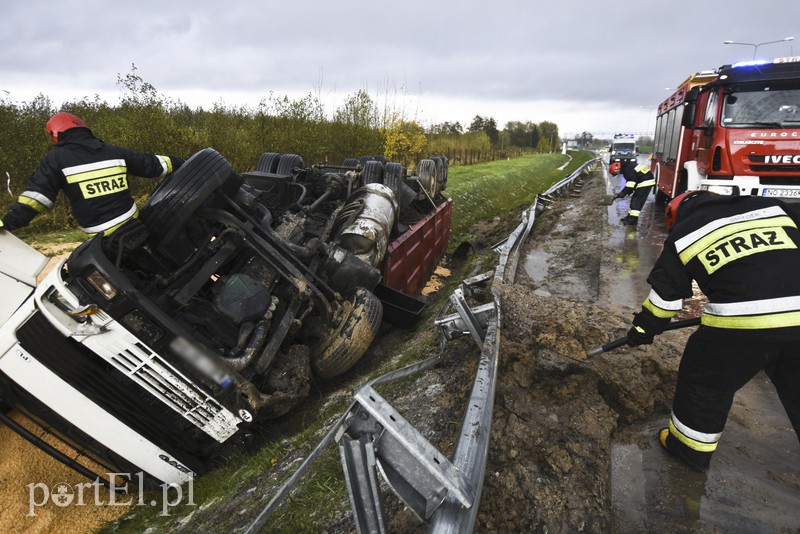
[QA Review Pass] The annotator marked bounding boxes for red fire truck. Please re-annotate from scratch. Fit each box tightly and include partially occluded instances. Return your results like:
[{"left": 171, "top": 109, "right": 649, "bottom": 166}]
[{"left": 651, "top": 56, "right": 800, "bottom": 201}]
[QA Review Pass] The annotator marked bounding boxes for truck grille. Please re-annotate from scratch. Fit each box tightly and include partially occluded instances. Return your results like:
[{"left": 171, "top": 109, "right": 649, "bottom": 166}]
[
  {"left": 74, "top": 314, "right": 241, "bottom": 443},
  {"left": 747, "top": 155, "right": 800, "bottom": 173},
  {"left": 750, "top": 165, "right": 800, "bottom": 173}
]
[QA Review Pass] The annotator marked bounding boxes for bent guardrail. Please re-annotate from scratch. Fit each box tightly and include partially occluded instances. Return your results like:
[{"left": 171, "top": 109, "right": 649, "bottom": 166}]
[{"left": 245, "top": 156, "right": 599, "bottom": 534}]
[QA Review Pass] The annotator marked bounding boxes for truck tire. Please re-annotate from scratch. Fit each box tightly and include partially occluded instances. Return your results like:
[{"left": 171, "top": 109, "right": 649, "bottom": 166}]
[
  {"left": 383, "top": 162, "right": 404, "bottom": 197},
  {"left": 440, "top": 156, "right": 449, "bottom": 190},
  {"left": 342, "top": 158, "right": 360, "bottom": 168},
  {"left": 276, "top": 154, "right": 304, "bottom": 176},
  {"left": 140, "top": 148, "right": 232, "bottom": 245},
  {"left": 311, "top": 287, "right": 383, "bottom": 380},
  {"left": 372, "top": 155, "right": 388, "bottom": 164},
  {"left": 362, "top": 160, "right": 385, "bottom": 185},
  {"left": 416, "top": 158, "right": 438, "bottom": 198},
  {"left": 431, "top": 156, "right": 445, "bottom": 192},
  {"left": 257, "top": 152, "right": 281, "bottom": 173}
]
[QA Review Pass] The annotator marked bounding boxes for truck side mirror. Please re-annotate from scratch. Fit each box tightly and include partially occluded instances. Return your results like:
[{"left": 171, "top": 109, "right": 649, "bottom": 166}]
[{"left": 681, "top": 87, "right": 699, "bottom": 128}]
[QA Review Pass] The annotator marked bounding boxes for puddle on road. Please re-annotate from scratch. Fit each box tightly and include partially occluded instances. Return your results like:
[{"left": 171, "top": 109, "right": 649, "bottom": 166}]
[
  {"left": 611, "top": 375, "right": 800, "bottom": 532},
  {"left": 524, "top": 250, "right": 552, "bottom": 296},
  {"left": 599, "top": 160, "right": 800, "bottom": 531},
  {"left": 523, "top": 162, "right": 799, "bottom": 530}
]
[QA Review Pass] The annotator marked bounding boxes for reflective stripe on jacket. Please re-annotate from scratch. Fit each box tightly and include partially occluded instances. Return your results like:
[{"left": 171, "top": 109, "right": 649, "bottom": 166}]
[
  {"left": 13, "top": 128, "right": 179, "bottom": 233},
  {"left": 635, "top": 195, "right": 800, "bottom": 338}
]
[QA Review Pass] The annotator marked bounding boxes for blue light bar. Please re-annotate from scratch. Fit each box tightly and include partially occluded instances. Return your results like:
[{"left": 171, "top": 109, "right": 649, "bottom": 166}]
[{"left": 731, "top": 59, "right": 771, "bottom": 68}]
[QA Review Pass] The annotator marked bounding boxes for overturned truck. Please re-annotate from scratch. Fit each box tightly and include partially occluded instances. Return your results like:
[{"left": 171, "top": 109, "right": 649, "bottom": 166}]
[{"left": 0, "top": 148, "right": 452, "bottom": 484}]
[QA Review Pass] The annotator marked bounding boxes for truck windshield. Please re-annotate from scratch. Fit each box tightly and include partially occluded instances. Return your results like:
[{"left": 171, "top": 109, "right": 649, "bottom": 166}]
[{"left": 721, "top": 87, "right": 800, "bottom": 127}]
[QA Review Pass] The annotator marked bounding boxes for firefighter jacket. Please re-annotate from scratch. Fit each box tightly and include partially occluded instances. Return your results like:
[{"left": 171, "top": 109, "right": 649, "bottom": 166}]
[
  {"left": 1, "top": 128, "right": 183, "bottom": 234},
  {"left": 633, "top": 194, "right": 800, "bottom": 340},
  {"left": 617, "top": 162, "right": 655, "bottom": 198}
]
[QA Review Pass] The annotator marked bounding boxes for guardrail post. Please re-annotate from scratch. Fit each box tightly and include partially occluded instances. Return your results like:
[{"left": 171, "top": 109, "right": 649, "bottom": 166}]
[{"left": 337, "top": 386, "right": 474, "bottom": 529}]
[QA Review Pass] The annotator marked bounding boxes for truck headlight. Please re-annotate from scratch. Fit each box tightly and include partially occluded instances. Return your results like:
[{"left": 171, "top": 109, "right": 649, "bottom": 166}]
[{"left": 86, "top": 270, "right": 118, "bottom": 300}]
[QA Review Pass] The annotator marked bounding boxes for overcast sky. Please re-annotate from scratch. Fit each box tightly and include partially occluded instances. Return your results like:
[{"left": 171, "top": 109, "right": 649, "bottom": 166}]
[{"left": 1, "top": 1, "right": 798, "bottom": 139}]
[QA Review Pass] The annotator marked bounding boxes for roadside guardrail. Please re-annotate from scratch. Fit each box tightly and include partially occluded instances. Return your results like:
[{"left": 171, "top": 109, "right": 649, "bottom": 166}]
[{"left": 245, "top": 156, "right": 600, "bottom": 534}]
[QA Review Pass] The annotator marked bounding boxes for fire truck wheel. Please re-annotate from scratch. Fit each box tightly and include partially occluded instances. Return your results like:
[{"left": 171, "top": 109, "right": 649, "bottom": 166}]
[
  {"left": 311, "top": 287, "right": 383, "bottom": 380},
  {"left": 383, "top": 162, "right": 404, "bottom": 197},
  {"left": 362, "top": 160, "right": 385, "bottom": 185},
  {"left": 140, "top": 148, "right": 232, "bottom": 246},
  {"left": 256, "top": 152, "right": 281, "bottom": 173}
]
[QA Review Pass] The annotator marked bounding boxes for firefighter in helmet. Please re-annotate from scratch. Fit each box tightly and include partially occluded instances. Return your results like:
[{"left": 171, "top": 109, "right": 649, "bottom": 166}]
[
  {"left": 625, "top": 190, "right": 800, "bottom": 471},
  {"left": 610, "top": 160, "right": 656, "bottom": 226},
  {"left": 0, "top": 112, "right": 184, "bottom": 236}
]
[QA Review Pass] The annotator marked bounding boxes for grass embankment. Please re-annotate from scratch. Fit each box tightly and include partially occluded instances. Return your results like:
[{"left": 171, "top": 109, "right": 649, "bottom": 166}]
[
  {"left": 446, "top": 151, "right": 592, "bottom": 247},
  {"left": 101, "top": 150, "right": 593, "bottom": 533}
]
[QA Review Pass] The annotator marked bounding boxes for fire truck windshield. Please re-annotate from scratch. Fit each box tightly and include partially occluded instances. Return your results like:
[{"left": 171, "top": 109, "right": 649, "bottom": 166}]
[{"left": 721, "top": 87, "right": 800, "bottom": 127}]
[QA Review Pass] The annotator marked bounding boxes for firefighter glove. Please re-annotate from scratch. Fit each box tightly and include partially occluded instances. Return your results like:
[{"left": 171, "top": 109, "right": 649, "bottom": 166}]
[
  {"left": 615, "top": 190, "right": 627, "bottom": 199},
  {"left": 626, "top": 325, "right": 653, "bottom": 346}
]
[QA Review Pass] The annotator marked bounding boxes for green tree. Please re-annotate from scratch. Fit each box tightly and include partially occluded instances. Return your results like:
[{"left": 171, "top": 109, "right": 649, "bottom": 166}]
[
  {"left": 537, "top": 121, "right": 560, "bottom": 152},
  {"left": 504, "top": 121, "right": 539, "bottom": 148},
  {"left": 468, "top": 115, "right": 499, "bottom": 147}
]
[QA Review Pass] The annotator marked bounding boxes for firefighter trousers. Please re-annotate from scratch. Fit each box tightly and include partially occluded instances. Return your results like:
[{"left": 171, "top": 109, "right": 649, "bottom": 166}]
[
  {"left": 664, "top": 326, "right": 800, "bottom": 470},
  {"left": 627, "top": 186, "right": 653, "bottom": 218}
]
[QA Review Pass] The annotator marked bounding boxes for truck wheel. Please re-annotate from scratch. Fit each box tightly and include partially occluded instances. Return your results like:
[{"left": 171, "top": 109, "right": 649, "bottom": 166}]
[
  {"left": 431, "top": 156, "right": 446, "bottom": 192},
  {"left": 342, "top": 158, "right": 360, "bottom": 168},
  {"left": 140, "top": 148, "right": 232, "bottom": 246},
  {"left": 372, "top": 155, "right": 388, "bottom": 164},
  {"left": 416, "top": 158, "right": 438, "bottom": 198},
  {"left": 311, "top": 287, "right": 383, "bottom": 380},
  {"left": 257, "top": 152, "right": 281, "bottom": 173},
  {"left": 362, "top": 160, "right": 385, "bottom": 185},
  {"left": 276, "top": 154, "right": 304, "bottom": 176},
  {"left": 383, "top": 162, "right": 404, "bottom": 197}
]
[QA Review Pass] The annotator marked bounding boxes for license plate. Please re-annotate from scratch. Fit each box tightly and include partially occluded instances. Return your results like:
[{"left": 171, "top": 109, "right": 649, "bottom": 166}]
[{"left": 762, "top": 188, "right": 800, "bottom": 198}]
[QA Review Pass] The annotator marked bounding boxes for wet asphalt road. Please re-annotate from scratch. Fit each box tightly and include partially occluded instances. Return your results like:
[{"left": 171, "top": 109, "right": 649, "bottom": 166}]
[{"left": 602, "top": 156, "right": 800, "bottom": 533}]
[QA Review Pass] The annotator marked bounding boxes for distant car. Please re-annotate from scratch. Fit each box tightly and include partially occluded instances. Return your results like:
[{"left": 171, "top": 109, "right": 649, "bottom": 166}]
[{"left": 0, "top": 148, "right": 451, "bottom": 485}]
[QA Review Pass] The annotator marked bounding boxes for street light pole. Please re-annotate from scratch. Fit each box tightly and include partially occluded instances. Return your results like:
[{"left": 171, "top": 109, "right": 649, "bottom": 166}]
[{"left": 723, "top": 36, "right": 794, "bottom": 59}]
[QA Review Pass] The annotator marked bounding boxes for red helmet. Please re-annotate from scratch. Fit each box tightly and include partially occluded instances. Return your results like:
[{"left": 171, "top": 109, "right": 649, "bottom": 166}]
[
  {"left": 609, "top": 162, "right": 621, "bottom": 175},
  {"left": 46, "top": 112, "right": 88, "bottom": 143},
  {"left": 665, "top": 190, "right": 710, "bottom": 232}
]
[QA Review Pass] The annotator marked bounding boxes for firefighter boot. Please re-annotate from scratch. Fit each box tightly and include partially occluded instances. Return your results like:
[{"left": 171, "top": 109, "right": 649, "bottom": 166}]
[
  {"left": 658, "top": 428, "right": 711, "bottom": 472},
  {"left": 621, "top": 215, "right": 638, "bottom": 226}
]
